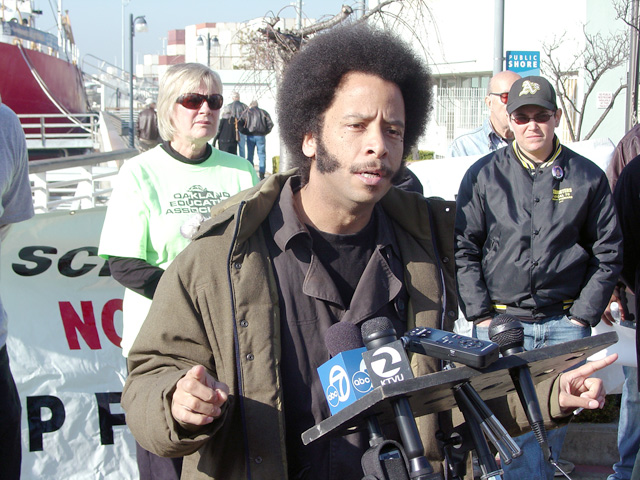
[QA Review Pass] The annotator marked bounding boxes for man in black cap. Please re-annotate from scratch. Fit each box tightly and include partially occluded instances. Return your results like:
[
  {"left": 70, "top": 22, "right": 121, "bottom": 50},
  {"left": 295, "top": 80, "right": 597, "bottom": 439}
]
[{"left": 455, "top": 75, "right": 623, "bottom": 479}]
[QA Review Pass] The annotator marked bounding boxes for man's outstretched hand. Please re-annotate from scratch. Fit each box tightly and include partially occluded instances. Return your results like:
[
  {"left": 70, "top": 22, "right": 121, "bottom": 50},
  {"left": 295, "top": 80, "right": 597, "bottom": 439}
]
[{"left": 558, "top": 353, "right": 618, "bottom": 413}]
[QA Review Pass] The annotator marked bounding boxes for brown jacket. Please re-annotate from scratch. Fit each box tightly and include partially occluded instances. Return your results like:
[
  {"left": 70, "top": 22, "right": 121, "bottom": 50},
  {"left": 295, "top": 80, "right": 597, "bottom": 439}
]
[{"left": 122, "top": 170, "right": 566, "bottom": 480}]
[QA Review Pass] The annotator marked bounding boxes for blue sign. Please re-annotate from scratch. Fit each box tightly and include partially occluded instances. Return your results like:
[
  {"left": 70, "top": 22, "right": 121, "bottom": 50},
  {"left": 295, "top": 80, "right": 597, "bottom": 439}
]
[
  {"left": 317, "top": 347, "right": 372, "bottom": 415},
  {"left": 506, "top": 51, "right": 540, "bottom": 77}
]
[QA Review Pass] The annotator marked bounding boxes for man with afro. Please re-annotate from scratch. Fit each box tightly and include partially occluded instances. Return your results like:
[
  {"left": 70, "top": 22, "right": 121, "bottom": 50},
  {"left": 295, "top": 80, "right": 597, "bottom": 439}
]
[{"left": 122, "top": 23, "right": 616, "bottom": 480}]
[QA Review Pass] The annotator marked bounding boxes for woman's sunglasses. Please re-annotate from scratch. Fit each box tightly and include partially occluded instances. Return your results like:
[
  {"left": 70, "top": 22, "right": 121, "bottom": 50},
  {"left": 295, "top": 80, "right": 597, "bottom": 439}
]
[{"left": 176, "top": 93, "right": 224, "bottom": 110}]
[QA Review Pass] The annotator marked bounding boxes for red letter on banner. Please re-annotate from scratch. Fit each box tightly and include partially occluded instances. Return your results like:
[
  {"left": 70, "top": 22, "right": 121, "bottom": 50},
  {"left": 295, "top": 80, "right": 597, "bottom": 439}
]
[
  {"left": 101, "top": 299, "right": 123, "bottom": 348},
  {"left": 59, "top": 301, "right": 101, "bottom": 350}
]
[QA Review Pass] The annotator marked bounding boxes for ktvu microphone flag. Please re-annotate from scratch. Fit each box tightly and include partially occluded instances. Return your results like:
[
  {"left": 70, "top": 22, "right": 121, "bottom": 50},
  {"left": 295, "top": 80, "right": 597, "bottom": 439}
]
[{"left": 317, "top": 347, "right": 372, "bottom": 415}]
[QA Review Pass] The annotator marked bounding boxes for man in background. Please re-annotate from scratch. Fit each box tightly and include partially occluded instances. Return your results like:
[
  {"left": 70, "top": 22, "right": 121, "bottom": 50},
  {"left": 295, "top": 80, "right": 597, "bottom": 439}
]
[
  {"left": 137, "top": 100, "right": 160, "bottom": 151},
  {"left": 0, "top": 96, "right": 35, "bottom": 480},
  {"left": 228, "top": 91, "right": 248, "bottom": 158},
  {"left": 607, "top": 123, "right": 640, "bottom": 191},
  {"left": 613, "top": 155, "right": 640, "bottom": 480},
  {"left": 213, "top": 105, "right": 239, "bottom": 154},
  {"left": 455, "top": 76, "right": 622, "bottom": 479},
  {"left": 448, "top": 70, "right": 520, "bottom": 157},
  {"left": 604, "top": 126, "right": 640, "bottom": 480},
  {"left": 241, "top": 100, "right": 274, "bottom": 180}
]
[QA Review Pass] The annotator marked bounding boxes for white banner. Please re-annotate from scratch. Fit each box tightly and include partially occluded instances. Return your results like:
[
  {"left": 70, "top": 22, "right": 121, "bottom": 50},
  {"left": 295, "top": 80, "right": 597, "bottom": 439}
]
[{"left": 1, "top": 208, "right": 137, "bottom": 480}]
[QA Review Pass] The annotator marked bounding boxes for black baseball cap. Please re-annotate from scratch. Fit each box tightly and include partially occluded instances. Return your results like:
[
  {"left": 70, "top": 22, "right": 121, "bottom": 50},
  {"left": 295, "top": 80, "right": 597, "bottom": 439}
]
[{"left": 506, "top": 75, "right": 557, "bottom": 114}]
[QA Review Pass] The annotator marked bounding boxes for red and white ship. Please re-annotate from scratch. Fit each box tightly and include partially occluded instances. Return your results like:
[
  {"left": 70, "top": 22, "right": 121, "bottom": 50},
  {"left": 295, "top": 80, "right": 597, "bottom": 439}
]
[{"left": 0, "top": 0, "right": 94, "bottom": 158}]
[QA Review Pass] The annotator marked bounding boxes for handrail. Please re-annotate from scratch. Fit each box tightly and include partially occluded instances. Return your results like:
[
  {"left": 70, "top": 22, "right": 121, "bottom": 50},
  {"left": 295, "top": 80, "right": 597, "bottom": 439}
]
[
  {"left": 19, "top": 112, "right": 101, "bottom": 150},
  {"left": 29, "top": 148, "right": 138, "bottom": 212},
  {"left": 29, "top": 148, "right": 137, "bottom": 173}
]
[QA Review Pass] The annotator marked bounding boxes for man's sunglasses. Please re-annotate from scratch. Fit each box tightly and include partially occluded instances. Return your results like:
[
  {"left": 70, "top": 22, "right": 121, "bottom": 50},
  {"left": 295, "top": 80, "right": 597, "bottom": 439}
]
[
  {"left": 176, "top": 93, "right": 224, "bottom": 110},
  {"left": 510, "top": 112, "right": 555, "bottom": 125},
  {"left": 488, "top": 92, "right": 509, "bottom": 104}
]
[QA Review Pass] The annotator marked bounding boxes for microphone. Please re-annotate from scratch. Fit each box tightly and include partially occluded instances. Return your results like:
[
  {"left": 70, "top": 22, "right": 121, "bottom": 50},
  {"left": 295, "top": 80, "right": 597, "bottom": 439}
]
[
  {"left": 362, "top": 318, "right": 414, "bottom": 387},
  {"left": 317, "top": 322, "right": 372, "bottom": 415},
  {"left": 489, "top": 314, "right": 553, "bottom": 463},
  {"left": 361, "top": 317, "right": 442, "bottom": 479}
]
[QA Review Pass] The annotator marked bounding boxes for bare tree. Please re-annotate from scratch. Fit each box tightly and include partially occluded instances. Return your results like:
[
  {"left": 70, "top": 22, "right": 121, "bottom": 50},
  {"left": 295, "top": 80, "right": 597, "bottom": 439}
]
[
  {"left": 232, "top": 0, "right": 437, "bottom": 169},
  {"left": 613, "top": 0, "right": 639, "bottom": 32},
  {"left": 236, "top": 1, "right": 437, "bottom": 77},
  {"left": 542, "top": 24, "right": 628, "bottom": 142}
]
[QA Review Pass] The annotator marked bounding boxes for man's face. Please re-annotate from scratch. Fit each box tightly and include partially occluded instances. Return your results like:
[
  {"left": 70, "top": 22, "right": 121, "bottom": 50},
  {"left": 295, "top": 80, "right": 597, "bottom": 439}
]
[
  {"left": 509, "top": 105, "right": 562, "bottom": 161},
  {"left": 302, "top": 72, "right": 406, "bottom": 211},
  {"left": 485, "top": 72, "right": 520, "bottom": 139}
]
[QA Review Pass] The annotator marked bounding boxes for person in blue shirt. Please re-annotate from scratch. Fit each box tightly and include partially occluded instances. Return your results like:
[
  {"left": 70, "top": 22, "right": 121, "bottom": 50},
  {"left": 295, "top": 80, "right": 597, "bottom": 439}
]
[{"left": 448, "top": 70, "right": 520, "bottom": 157}]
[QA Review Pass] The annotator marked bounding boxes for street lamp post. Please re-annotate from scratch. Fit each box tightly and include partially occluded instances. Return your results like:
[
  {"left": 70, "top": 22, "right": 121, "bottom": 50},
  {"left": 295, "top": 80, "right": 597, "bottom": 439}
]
[
  {"left": 129, "top": 13, "right": 148, "bottom": 148},
  {"left": 197, "top": 33, "right": 220, "bottom": 68}
]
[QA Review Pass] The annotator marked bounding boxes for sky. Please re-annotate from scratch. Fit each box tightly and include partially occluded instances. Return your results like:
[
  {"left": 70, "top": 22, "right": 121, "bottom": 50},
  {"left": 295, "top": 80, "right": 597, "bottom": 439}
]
[{"left": 36, "top": 0, "right": 353, "bottom": 69}]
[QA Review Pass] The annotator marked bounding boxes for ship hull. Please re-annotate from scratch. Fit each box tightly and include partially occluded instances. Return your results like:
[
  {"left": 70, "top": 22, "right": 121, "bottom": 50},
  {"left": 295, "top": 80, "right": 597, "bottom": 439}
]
[{"left": 0, "top": 42, "right": 88, "bottom": 115}]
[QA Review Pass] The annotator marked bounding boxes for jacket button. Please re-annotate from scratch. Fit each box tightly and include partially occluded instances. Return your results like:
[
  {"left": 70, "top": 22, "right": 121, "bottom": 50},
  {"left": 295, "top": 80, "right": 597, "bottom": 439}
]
[
  {"left": 240, "top": 320, "right": 249, "bottom": 328},
  {"left": 234, "top": 262, "right": 242, "bottom": 270},
  {"left": 533, "top": 230, "right": 539, "bottom": 235},
  {"left": 532, "top": 261, "right": 539, "bottom": 267},
  {"left": 442, "top": 256, "right": 450, "bottom": 263},
  {"left": 246, "top": 353, "right": 254, "bottom": 361},
  {"left": 534, "top": 198, "right": 540, "bottom": 203},
  {"left": 254, "top": 456, "right": 263, "bottom": 464},
  {"left": 448, "top": 310, "right": 456, "bottom": 318}
]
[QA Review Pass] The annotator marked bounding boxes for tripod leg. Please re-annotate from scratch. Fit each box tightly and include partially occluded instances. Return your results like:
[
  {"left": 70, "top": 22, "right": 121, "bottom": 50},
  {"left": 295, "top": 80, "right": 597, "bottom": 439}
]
[{"left": 453, "top": 387, "right": 503, "bottom": 479}]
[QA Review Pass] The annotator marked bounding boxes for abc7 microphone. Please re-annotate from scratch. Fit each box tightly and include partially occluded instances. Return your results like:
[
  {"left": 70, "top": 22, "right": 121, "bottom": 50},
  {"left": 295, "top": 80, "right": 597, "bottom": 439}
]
[
  {"left": 319, "top": 322, "right": 412, "bottom": 478},
  {"left": 317, "top": 322, "right": 373, "bottom": 415},
  {"left": 361, "top": 317, "right": 442, "bottom": 480},
  {"left": 489, "top": 314, "right": 553, "bottom": 464}
]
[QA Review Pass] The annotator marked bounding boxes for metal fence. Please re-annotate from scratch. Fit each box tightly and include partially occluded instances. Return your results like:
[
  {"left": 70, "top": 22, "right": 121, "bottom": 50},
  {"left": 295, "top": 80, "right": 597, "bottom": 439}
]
[
  {"left": 29, "top": 148, "right": 137, "bottom": 213},
  {"left": 434, "top": 87, "right": 487, "bottom": 149},
  {"left": 19, "top": 112, "right": 101, "bottom": 151},
  {"left": 432, "top": 84, "right": 576, "bottom": 154}
]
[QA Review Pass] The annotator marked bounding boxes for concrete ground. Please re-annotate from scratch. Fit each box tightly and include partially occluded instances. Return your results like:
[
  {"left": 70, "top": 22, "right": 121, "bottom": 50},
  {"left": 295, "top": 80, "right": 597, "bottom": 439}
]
[{"left": 563, "top": 422, "right": 617, "bottom": 480}]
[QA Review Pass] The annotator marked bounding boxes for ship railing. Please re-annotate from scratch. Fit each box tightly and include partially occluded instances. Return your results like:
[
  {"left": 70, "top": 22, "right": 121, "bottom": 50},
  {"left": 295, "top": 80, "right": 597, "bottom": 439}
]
[
  {"left": 19, "top": 112, "right": 101, "bottom": 150},
  {"left": 29, "top": 148, "right": 137, "bottom": 213}
]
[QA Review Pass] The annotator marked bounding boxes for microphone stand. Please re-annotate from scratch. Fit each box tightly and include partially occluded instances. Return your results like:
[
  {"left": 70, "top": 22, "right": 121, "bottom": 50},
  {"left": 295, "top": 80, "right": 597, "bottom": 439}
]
[
  {"left": 453, "top": 386, "right": 503, "bottom": 480},
  {"left": 435, "top": 429, "right": 468, "bottom": 480},
  {"left": 361, "top": 415, "right": 411, "bottom": 480}
]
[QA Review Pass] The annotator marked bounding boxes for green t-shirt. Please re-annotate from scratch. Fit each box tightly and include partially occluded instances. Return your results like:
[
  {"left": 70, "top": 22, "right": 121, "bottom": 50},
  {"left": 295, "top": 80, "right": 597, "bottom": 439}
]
[{"left": 99, "top": 145, "right": 259, "bottom": 356}]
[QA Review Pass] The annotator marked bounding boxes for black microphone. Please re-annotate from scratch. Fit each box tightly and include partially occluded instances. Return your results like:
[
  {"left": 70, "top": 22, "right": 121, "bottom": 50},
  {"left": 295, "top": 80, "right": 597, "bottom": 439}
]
[
  {"left": 362, "top": 317, "right": 442, "bottom": 479},
  {"left": 489, "top": 314, "right": 553, "bottom": 463},
  {"left": 325, "top": 321, "right": 365, "bottom": 356}
]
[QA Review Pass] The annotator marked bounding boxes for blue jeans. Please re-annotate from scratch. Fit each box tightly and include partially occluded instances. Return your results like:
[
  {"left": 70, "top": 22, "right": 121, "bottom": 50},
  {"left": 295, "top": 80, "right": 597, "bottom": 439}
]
[
  {"left": 238, "top": 132, "right": 247, "bottom": 158},
  {"left": 246, "top": 134, "right": 266, "bottom": 176},
  {"left": 475, "top": 315, "right": 591, "bottom": 479},
  {"left": 608, "top": 365, "right": 640, "bottom": 480}
]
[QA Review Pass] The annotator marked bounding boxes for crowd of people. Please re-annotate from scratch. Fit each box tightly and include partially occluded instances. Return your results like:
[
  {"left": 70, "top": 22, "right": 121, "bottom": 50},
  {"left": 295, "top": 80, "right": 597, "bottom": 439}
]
[{"left": 2, "top": 20, "right": 639, "bottom": 480}]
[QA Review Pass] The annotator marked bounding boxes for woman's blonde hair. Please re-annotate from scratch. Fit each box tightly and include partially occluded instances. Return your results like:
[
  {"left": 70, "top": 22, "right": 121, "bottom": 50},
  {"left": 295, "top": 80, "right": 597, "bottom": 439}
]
[{"left": 156, "top": 63, "right": 222, "bottom": 141}]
